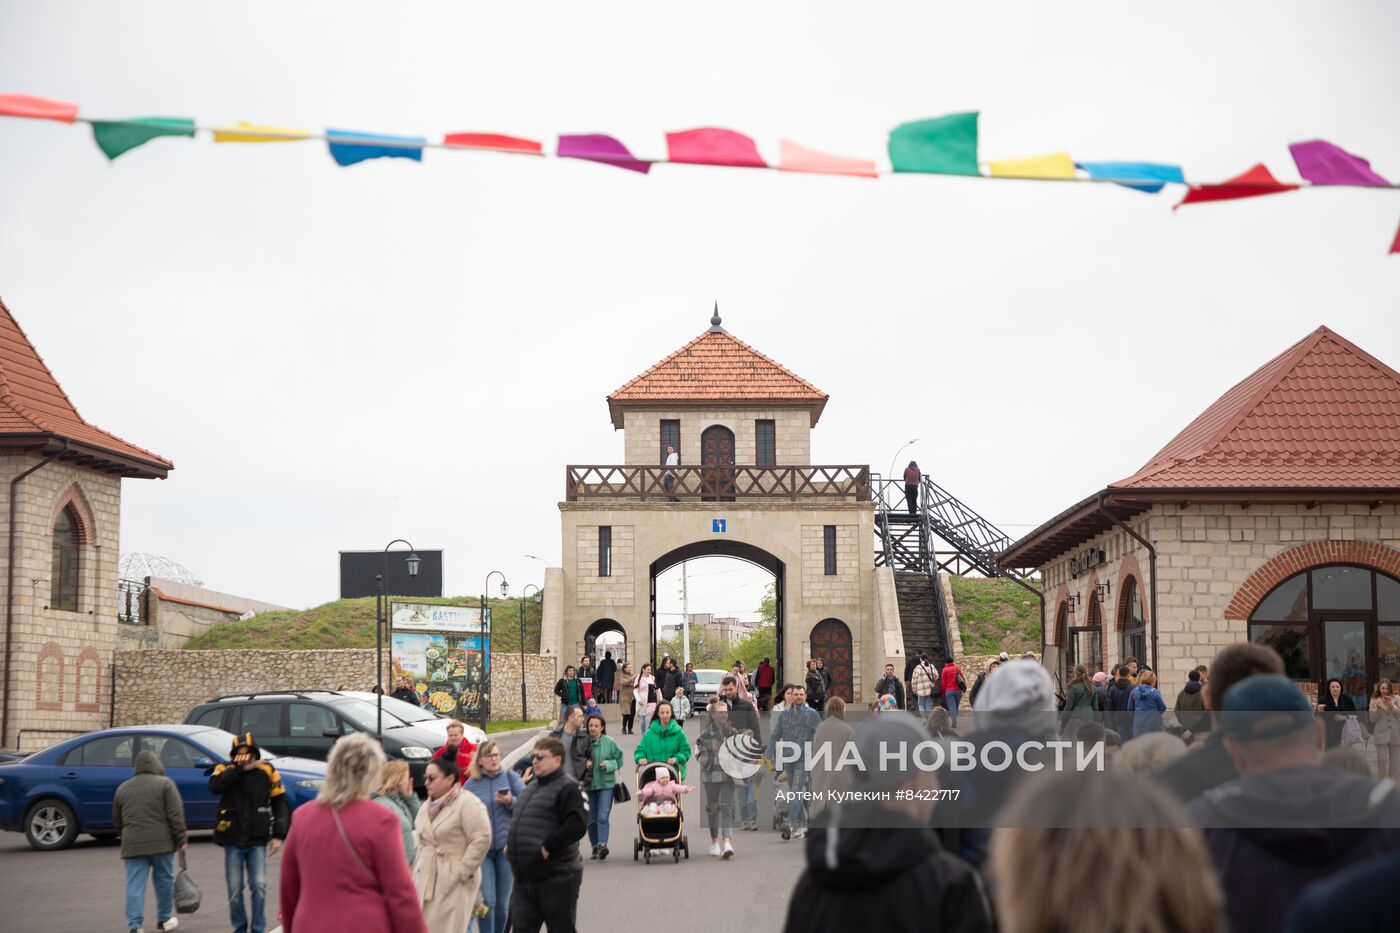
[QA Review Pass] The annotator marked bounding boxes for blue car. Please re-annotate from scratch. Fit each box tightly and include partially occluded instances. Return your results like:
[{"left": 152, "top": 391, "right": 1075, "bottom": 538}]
[{"left": 0, "top": 724, "right": 327, "bottom": 851}]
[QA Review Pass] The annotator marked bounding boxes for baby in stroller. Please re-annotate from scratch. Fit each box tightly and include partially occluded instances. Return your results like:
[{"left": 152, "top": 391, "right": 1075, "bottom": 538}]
[{"left": 639, "top": 765, "right": 693, "bottom": 816}]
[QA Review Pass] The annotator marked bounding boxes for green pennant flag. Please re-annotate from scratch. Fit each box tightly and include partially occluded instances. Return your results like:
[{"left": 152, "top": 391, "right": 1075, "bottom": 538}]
[
  {"left": 91, "top": 117, "right": 196, "bottom": 161},
  {"left": 888, "top": 112, "right": 979, "bottom": 175}
]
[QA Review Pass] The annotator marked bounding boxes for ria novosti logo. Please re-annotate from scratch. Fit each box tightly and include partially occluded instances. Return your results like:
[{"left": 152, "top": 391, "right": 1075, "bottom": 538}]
[{"left": 719, "top": 732, "right": 765, "bottom": 780}]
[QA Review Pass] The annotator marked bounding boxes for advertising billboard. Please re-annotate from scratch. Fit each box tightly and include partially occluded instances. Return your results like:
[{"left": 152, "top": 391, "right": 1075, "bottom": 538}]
[{"left": 390, "top": 601, "right": 490, "bottom": 723}]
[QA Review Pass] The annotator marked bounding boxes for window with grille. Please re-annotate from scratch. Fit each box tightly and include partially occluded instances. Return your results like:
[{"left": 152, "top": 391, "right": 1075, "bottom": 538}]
[
  {"left": 824, "top": 525, "right": 837, "bottom": 575},
  {"left": 756, "top": 420, "right": 776, "bottom": 466},
  {"left": 51, "top": 506, "right": 79, "bottom": 611},
  {"left": 599, "top": 526, "right": 612, "bottom": 578}
]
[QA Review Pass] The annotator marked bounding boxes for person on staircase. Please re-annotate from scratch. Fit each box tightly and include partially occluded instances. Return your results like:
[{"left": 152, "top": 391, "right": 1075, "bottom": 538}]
[{"left": 903, "top": 461, "right": 921, "bottom": 516}]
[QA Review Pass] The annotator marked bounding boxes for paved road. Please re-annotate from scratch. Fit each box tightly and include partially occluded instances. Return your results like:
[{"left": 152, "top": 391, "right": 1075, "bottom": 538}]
[{"left": 0, "top": 727, "right": 543, "bottom": 933}]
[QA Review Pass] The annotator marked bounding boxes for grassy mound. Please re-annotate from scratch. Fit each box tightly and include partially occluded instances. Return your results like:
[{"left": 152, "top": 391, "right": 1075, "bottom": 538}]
[
  {"left": 949, "top": 576, "right": 1042, "bottom": 656},
  {"left": 182, "top": 595, "right": 542, "bottom": 652}
]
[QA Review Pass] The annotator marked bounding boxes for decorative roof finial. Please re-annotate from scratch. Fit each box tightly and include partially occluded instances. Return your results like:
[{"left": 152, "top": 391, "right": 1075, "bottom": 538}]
[{"left": 708, "top": 302, "right": 725, "bottom": 333}]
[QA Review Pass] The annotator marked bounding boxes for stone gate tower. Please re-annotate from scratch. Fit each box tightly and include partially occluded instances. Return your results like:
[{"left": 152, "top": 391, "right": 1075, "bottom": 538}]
[{"left": 539, "top": 309, "right": 897, "bottom": 702}]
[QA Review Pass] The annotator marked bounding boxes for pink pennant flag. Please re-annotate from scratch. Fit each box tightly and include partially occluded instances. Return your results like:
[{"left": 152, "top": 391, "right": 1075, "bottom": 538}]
[
  {"left": 778, "top": 139, "right": 878, "bottom": 178},
  {"left": 666, "top": 128, "right": 767, "bottom": 168},
  {"left": 443, "top": 132, "right": 543, "bottom": 155},
  {"left": 0, "top": 93, "right": 78, "bottom": 123}
]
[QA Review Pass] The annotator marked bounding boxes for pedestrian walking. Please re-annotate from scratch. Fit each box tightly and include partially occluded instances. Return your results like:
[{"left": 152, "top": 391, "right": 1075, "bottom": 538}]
[
  {"left": 670, "top": 685, "right": 692, "bottom": 723},
  {"left": 903, "top": 650, "right": 923, "bottom": 713},
  {"left": 1106, "top": 665, "right": 1135, "bottom": 738},
  {"left": 464, "top": 739, "right": 524, "bottom": 933},
  {"left": 279, "top": 733, "right": 426, "bottom": 933},
  {"left": 1059, "top": 664, "right": 1096, "bottom": 729},
  {"left": 391, "top": 675, "right": 421, "bottom": 706},
  {"left": 903, "top": 460, "right": 921, "bottom": 516},
  {"left": 585, "top": 713, "right": 623, "bottom": 860},
  {"left": 804, "top": 659, "right": 826, "bottom": 713},
  {"left": 910, "top": 653, "right": 938, "bottom": 716},
  {"left": 816, "top": 658, "right": 833, "bottom": 696},
  {"left": 1128, "top": 671, "right": 1167, "bottom": 737},
  {"left": 372, "top": 760, "right": 421, "bottom": 865},
  {"left": 1175, "top": 668, "right": 1210, "bottom": 738},
  {"left": 1370, "top": 679, "right": 1400, "bottom": 779},
  {"left": 506, "top": 737, "right": 588, "bottom": 933},
  {"left": 694, "top": 698, "right": 738, "bottom": 858},
  {"left": 635, "top": 662, "right": 658, "bottom": 734},
  {"left": 1091, "top": 671, "right": 1111, "bottom": 721},
  {"left": 874, "top": 662, "right": 905, "bottom": 710},
  {"left": 634, "top": 700, "right": 691, "bottom": 778},
  {"left": 968, "top": 660, "right": 998, "bottom": 709},
  {"left": 430, "top": 719, "right": 477, "bottom": 783},
  {"left": 553, "top": 666, "right": 582, "bottom": 723},
  {"left": 114, "top": 749, "right": 187, "bottom": 933},
  {"left": 618, "top": 662, "right": 637, "bottom": 734},
  {"left": 683, "top": 662, "right": 699, "bottom": 701},
  {"left": 657, "top": 657, "right": 683, "bottom": 706},
  {"left": 1317, "top": 677, "right": 1358, "bottom": 748},
  {"left": 767, "top": 684, "right": 821, "bottom": 839},
  {"left": 809, "top": 698, "right": 855, "bottom": 821},
  {"left": 577, "top": 656, "right": 596, "bottom": 705},
  {"left": 550, "top": 705, "right": 593, "bottom": 785},
  {"left": 719, "top": 675, "right": 762, "bottom": 830},
  {"left": 729, "top": 659, "right": 754, "bottom": 703},
  {"left": 755, "top": 657, "right": 775, "bottom": 711},
  {"left": 595, "top": 651, "right": 617, "bottom": 704},
  {"left": 210, "top": 733, "right": 291, "bottom": 933},
  {"left": 414, "top": 756, "right": 491, "bottom": 933},
  {"left": 940, "top": 657, "right": 966, "bottom": 727}
]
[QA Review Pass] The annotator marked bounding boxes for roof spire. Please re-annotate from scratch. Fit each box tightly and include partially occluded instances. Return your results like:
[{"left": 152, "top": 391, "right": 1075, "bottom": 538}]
[{"left": 708, "top": 302, "right": 725, "bottom": 333}]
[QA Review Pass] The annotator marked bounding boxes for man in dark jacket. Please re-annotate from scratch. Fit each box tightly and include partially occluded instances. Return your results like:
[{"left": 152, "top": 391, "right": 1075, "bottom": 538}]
[
  {"left": 875, "top": 663, "right": 906, "bottom": 709},
  {"left": 209, "top": 733, "right": 290, "bottom": 933},
  {"left": 1284, "top": 851, "right": 1400, "bottom": 932},
  {"left": 553, "top": 665, "right": 581, "bottom": 722},
  {"left": 1174, "top": 668, "right": 1209, "bottom": 736},
  {"left": 1153, "top": 643, "right": 1284, "bottom": 803},
  {"left": 551, "top": 705, "right": 593, "bottom": 785},
  {"left": 389, "top": 675, "right": 420, "bottom": 706},
  {"left": 595, "top": 651, "right": 617, "bottom": 704},
  {"left": 1189, "top": 674, "right": 1400, "bottom": 933},
  {"left": 1105, "top": 664, "right": 1134, "bottom": 736},
  {"left": 507, "top": 736, "right": 588, "bottom": 933},
  {"left": 114, "top": 749, "right": 187, "bottom": 933},
  {"left": 721, "top": 675, "right": 763, "bottom": 830},
  {"left": 784, "top": 713, "right": 992, "bottom": 933}
]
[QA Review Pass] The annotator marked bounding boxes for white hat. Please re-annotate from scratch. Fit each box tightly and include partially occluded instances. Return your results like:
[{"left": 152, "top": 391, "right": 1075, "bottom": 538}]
[
  {"left": 977, "top": 660, "right": 1054, "bottom": 713},
  {"left": 997, "top": 651, "right": 1010, "bottom": 662}
]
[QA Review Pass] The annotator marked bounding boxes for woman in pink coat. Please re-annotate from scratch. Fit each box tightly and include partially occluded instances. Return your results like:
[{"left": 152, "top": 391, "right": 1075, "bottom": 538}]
[{"left": 279, "top": 733, "right": 427, "bottom": 933}]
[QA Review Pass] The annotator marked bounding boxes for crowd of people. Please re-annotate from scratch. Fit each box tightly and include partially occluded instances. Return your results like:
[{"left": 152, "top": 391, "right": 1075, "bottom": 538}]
[{"left": 108, "top": 642, "right": 1400, "bottom": 933}]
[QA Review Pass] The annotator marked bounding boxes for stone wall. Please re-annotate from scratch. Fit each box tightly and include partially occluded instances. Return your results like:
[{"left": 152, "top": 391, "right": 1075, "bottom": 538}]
[
  {"left": 575, "top": 524, "right": 635, "bottom": 606},
  {"left": 622, "top": 408, "right": 812, "bottom": 467},
  {"left": 114, "top": 649, "right": 558, "bottom": 726}
]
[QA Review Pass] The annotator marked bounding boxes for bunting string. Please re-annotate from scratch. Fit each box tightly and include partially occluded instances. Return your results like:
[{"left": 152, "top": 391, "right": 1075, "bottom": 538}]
[{"left": 2, "top": 92, "right": 1397, "bottom": 254}]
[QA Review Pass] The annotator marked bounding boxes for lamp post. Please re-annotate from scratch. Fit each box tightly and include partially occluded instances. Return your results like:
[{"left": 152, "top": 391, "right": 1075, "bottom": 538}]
[
  {"left": 377, "top": 539, "right": 421, "bottom": 739},
  {"left": 482, "top": 571, "right": 509, "bottom": 733},
  {"left": 887, "top": 438, "right": 919, "bottom": 488},
  {"left": 519, "top": 584, "right": 541, "bottom": 723}
]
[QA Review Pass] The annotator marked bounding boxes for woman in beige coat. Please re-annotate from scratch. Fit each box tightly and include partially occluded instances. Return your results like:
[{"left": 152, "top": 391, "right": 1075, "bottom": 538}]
[
  {"left": 413, "top": 757, "right": 491, "bottom": 933},
  {"left": 618, "top": 662, "right": 638, "bottom": 735},
  {"left": 1371, "top": 679, "right": 1400, "bottom": 779}
]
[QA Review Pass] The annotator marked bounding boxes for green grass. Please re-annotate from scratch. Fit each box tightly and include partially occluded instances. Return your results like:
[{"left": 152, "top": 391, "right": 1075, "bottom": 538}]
[
  {"left": 486, "top": 719, "right": 550, "bottom": 734},
  {"left": 949, "top": 576, "right": 1043, "bottom": 656},
  {"left": 182, "top": 595, "right": 543, "bottom": 652}
]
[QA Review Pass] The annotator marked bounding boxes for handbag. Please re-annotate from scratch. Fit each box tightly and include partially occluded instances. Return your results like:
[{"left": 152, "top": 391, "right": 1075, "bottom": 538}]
[
  {"left": 613, "top": 780, "right": 631, "bottom": 802},
  {"left": 174, "top": 849, "right": 201, "bottom": 914}
]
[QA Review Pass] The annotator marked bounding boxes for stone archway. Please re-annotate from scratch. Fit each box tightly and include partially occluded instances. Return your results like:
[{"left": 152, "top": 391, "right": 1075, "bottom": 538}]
[
  {"left": 811, "top": 618, "right": 853, "bottom": 702},
  {"left": 584, "top": 618, "right": 627, "bottom": 666}
]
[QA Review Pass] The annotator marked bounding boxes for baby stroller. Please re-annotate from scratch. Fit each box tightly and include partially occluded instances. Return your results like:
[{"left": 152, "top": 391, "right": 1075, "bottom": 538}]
[{"left": 633, "top": 762, "right": 690, "bottom": 864}]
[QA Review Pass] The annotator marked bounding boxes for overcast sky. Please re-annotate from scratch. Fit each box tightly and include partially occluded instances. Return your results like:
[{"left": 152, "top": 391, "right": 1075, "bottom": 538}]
[{"left": 1, "top": 1, "right": 1397, "bottom": 616}]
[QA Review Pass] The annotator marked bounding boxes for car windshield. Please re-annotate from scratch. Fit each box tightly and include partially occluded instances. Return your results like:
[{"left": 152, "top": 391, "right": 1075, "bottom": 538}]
[
  {"left": 331, "top": 698, "right": 411, "bottom": 730},
  {"left": 187, "top": 728, "right": 240, "bottom": 761},
  {"left": 695, "top": 670, "right": 726, "bottom": 685},
  {"left": 344, "top": 691, "right": 441, "bottom": 724}
]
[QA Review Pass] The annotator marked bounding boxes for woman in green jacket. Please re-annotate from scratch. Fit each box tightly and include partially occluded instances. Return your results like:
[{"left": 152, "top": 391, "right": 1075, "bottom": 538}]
[
  {"left": 1060, "top": 665, "right": 1097, "bottom": 730},
  {"left": 371, "top": 759, "right": 421, "bottom": 865},
  {"left": 635, "top": 701, "right": 691, "bottom": 779},
  {"left": 587, "top": 713, "right": 624, "bottom": 859}
]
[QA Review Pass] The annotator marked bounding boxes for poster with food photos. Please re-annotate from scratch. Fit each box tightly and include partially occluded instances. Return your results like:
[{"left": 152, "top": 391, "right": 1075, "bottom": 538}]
[{"left": 391, "top": 602, "right": 490, "bottom": 721}]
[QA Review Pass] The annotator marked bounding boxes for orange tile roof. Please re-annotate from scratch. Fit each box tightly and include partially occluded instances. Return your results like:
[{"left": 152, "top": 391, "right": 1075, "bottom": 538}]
[
  {"left": 0, "top": 296, "right": 171, "bottom": 478},
  {"left": 1111, "top": 325, "right": 1400, "bottom": 490},
  {"left": 608, "top": 321, "right": 828, "bottom": 428}
]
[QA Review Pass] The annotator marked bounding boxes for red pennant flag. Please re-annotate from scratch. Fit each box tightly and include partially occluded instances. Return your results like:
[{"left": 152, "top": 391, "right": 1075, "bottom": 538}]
[
  {"left": 1390, "top": 218, "right": 1400, "bottom": 256},
  {"left": 443, "top": 132, "right": 543, "bottom": 155},
  {"left": 0, "top": 93, "right": 78, "bottom": 123},
  {"left": 665, "top": 128, "right": 767, "bottom": 168},
  {"left": 1175, "top": 163, "right": 1298, "bottom": 209}
]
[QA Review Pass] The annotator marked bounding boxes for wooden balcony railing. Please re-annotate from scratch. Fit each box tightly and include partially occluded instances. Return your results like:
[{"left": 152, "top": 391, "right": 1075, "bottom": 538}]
[{"left": 565, "top": 464, "right": 871, "bottom": 502}]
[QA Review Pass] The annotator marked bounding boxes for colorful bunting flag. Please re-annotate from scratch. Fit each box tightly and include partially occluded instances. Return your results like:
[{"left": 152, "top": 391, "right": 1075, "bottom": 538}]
[
  {"left": 0, "top": 93, "right": 78, "bottom": 123},
  {"left": 1076, "top": 161, "right": 1185, "bottom": 194},
  {"left": 777, "top": 139, "right": 878, "bottom": 178},
  {"left": 443, "top": 132, "right": 543, "bottom": 155},
  {"left": 1175, "top": 163, "right": 1298, "bottom": 209},
  {"left": 665, "top": 128, "right": 766, "bottom": 168},
  {"left": 988, "top": 151, "right": 1076, "bottom": 179},
  {"left": 556, "top": 134, "right": 650, "bottom": 173},
  {"left": 91, "top": 117, "right": 195, "bottom": 160},
  {"left": 212, "top": 121, "right": 310, "bottom": 143},
  {"left": 888, "top": 113, "right": 979, "bottom": 175},
  {"left": 1289, "top": 140, "right": 1389, "bottom": 187},
  {"left": 327, "top": 129, "right": 425, "bottom": 166},
  {"left": 1391, "top": 219, "right": 1400, "bottom": 256}
]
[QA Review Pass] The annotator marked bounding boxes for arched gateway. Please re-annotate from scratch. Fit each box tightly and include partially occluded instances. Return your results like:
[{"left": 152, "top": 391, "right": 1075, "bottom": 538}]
[{"left": 541, "top": 308, "right": 884, "bottom": 704}]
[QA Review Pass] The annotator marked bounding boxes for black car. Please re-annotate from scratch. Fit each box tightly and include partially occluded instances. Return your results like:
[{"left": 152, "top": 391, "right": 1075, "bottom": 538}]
[{"left": 185, "top": 691, "right": 446, "bottom": 792}]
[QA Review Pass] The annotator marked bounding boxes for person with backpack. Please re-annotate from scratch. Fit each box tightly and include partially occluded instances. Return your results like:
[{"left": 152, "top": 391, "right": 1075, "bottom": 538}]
[{"left": 114, "top": 749, "right": 187, "bottom": 933}]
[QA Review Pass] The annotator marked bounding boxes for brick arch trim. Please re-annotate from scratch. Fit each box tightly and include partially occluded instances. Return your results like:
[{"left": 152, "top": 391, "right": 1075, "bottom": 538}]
[
  {"left": 1225, "top": 540, "right": 1400, "bottom": 620},
  {"left": 1116, "top": 552, "right": 1148, "bottom": 628},
  {"left": 36, "top": 642, "right": 64, "bottom": 711},
  {"left": 1050, "top": 583, "right": 1069, "bottom": 646},
  {"left": 75, "top": 647, "right": 101, "bottom": 713},
  {"left": 52, "top": 483, "right": 96, "bottom": 546}
]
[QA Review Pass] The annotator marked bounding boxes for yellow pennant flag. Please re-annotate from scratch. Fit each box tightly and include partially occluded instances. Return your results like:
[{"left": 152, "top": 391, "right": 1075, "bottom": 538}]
[
  {"left": 212, "top": 121, "right": 311, "bottom": 143},
  {"left": 988, "top": 151, "right": 1077, "bottom": 179}
]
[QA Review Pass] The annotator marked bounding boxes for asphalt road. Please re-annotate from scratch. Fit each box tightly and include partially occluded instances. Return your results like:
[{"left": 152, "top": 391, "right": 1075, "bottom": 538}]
[{"left": 0, "top": 719, "right": 807, "bottom": 931}]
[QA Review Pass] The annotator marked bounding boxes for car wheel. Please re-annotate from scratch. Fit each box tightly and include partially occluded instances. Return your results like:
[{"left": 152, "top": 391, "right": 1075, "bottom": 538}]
[{"left": 26, "top": 799, "right": 78, "bottom": 851}]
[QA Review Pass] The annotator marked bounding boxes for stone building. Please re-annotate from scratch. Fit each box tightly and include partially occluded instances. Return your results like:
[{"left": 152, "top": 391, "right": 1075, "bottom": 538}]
[
  {"left": 540, "top": 309, "right": 895, "bottom": 702},
  {"left": 0, "top": 299, "right": 171, "bottom": 750},
  {"left": 1000, "top": 325, "right": 1400, "bottom": 709}
]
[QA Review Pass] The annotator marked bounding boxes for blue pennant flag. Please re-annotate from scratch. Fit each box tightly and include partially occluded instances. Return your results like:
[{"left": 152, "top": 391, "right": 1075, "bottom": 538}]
[
  {"left": 1076, "top": 161, "right": 1185, "bottom": 194},
  {"left": 327, "top": 129, "right": 426, "bottom": 167}
]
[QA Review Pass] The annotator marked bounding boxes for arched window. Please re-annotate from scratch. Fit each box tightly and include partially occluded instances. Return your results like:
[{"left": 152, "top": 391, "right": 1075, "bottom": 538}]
[
  {"left": 51, "top": 506, "right": 80, "bottom": 611},
  {"left": 1063, "top": 594, "right": 1104, "bottom": 685},
  {"left": 1119, "top": 577, "right": 1146, "bottom": 665},
  {"left": 1248, "top": 564, "right": 1400, "bottom": 711}
]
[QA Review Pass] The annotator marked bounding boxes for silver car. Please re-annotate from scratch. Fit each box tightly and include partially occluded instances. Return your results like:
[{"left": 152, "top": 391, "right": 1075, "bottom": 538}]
[{"left": 688, "top": 669, "right": 729, "bottom": 716}]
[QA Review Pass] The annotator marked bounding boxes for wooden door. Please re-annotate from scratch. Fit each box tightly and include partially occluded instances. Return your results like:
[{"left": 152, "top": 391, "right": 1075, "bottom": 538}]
[
  {"left": 811, "top": 618, "right": 853, "bottom": 702},
  {"left": 701, "top": 425, "right": 736, "bottom": 501}
]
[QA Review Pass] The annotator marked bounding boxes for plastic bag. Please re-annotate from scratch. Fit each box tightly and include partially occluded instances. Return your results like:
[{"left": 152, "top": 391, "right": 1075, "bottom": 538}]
[
  {"left": 1341, "top": 715, "right": 1365, "bottom": 748},
  {"left": 174, "top": 849, "right": 201, "bottom": 914}
]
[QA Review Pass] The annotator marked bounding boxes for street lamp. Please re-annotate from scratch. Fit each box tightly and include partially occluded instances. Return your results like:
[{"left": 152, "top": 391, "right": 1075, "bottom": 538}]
[
  {"left": 520, "top": 584, "right": 541, "bottom": 723},
  {"left": 482, "top": 571, "right": 509, "bottom": 732},
  {"left": 887, "top": 438, "right": 920, "bottom": 486},
  {"left": 377, "top": 538, "right": 420, "bottom": 739}
]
